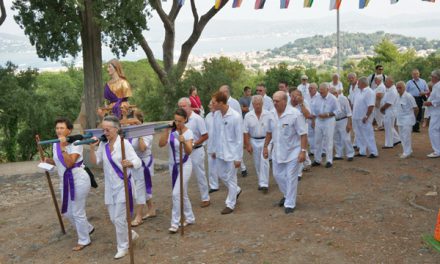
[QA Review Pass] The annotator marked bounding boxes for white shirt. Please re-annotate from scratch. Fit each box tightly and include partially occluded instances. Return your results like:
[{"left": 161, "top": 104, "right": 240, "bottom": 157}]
[
  {"left": 427, "top": 82, "right": 440, "bottom": 116},
  {"left": 368, "top": 73, "right": 386, "bottom": 90},
  {"left": 348, "top": 83, "right": 359, "bottom": 105},
  {"left": 352, "top": 87, "right": 375, "bottom": 121},
  {"left": 396, "top": 92, "right": 418, "bottom": 126},
  {"left": 95, "top": 135, "right": 142, "bottom": 205},
  {"left": 228, "top": 96, "right": 242, "bottom": 117},
  {"left": 205, "top": 112, "right": 215, "bottom": 153},
  {"left": 186, "top": 111, "right": 208, "bottom": 143},
  {"left": 375, "top": 83, "right": 386, "bottom": 107},
  {"left": 297, "top": 83, "right": 311, "bottom": 103},
  {"left": 53, "top": 142, "right": 88, "bottom": 189},
  {"left": 311, "top": 93, "right": 340, "bottom": 120},
  {"left": 381, "top": 85, "right": 399, "bottom": 116},
  {"left": 243, "top": 109, "right": 273, "bottom": 138},
  {"left": 130, "top": 135, "right": 153, "bottom": 159},
  {"left": 290, "top": 100, "right": 311, "bottom": 122},
  {"left": 250, "top": 94, "right": 274, "bottom": 112},
  {"left": 269, "top": 107, "right": 307, "bottom": 163},
  {"left": 330, "top": 81, "right": 343, "bottom": 94},
  {"left": 212, "top": 107, "right": 243, "bottom": 162},
  {"left": 167, "top": 129, "right": 193, "bottom": 165},
  {"left": 336, "top": 94, "right": 352, "bottom": 120}
]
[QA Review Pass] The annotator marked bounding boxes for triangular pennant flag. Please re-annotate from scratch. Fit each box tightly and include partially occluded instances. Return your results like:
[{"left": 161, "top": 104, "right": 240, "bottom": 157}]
[
  {"left": 232, "top": 0, "right": 243, "bottom": 8},
  {"left": 422, "top": 0, "right": 435, "bottom": 2},
  {"left": 255, "top": 0, "right": 266, "bottom": 9},
  {"left": 359, "top": 0, "right": 371, "bottom": 9},
  {"left": 280, "top": 0, "right": 290, "bottom": 8},
  {"left": 304, "top": 0, "right": 314, "bottom": 8},
  {"left": 390, "top": 0, "right": 399, "bottom": 4},
  {"left": 215, "top": 0, "right": 222, "bottom": 9},
  {"left": 330, "top": 0, "right": 342, "bottom": 10}
]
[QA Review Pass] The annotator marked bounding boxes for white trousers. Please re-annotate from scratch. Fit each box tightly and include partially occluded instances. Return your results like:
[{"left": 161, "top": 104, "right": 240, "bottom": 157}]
[
  {"left": 170, "top": 163, "right": 195, "bottom": 227},
  {"left": 207, "top": 152, "right": 219, "bottom": 190},
  {"left": 107, "top": 202, "right": 129, "bottom": 251},
  {"left": 190, "top": 147, "right": 210, "bottom": 201},
  {"left": 62, "top": 173, "right": 93, "bottom": 246},
  {"left": 334, "top": 119, "right": 355, "bottom": 158},
  {"left": 374, "top": 107, "right": 384, "bottom": 127},
  {"left": 384, "top": 114, "right": 400, "bottom": 147},
  {"left": 272, "top": 159, "right": 300, "bottom": 209},
  {"left": 307, "top": 121, "right": 315, "bottom": 154},
  {"left": 216, "top": 158, "right": 241, "bottom": 209},
  {"left": 314, "top": 118, "right": 336, "bottom": 163},
  {"left": 133, "top": 155, "right": 154, "bottom": 204},
  {"left": 429, "top": 114, "right": 440, "bottom": 154},
  {"left": 353, "top": 119, "right": 378, "bottom": 156},
  {"left": 398, "top": 125, "right": 413, "bottom": 156},
  {"left": 250, "top": 138, "right": 270, "bottom": 187}
]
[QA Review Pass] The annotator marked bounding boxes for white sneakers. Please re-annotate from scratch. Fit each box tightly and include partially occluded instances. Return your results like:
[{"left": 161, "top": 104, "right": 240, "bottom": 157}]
[
  {"left": 113, "top": 230, "right": 139, "bottom": 259},
  {"left": 400, "top": 153, "right": 412, "bottom": 159},
  {"left": 427, "top": 152, "right": 440, "bottom": 158},
  {"left": 168, "top": 226, "right": 178, "bottom": 234}
]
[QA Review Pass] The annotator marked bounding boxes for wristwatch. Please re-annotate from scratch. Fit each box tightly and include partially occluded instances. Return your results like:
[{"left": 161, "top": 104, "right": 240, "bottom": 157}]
[{"left": 301, "top": 148, "right": 307, "bottom": 152}]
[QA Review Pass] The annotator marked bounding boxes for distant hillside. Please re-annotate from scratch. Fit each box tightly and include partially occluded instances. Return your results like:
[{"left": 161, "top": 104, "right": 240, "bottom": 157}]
[{"left": 266, "top": 31, "right": 440, "bottom": 58}]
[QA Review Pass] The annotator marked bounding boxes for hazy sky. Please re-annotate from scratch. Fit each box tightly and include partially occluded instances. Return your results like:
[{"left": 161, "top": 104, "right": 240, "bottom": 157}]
[{"left": 1, "top": 0, "right": 439, "bottom": 34}]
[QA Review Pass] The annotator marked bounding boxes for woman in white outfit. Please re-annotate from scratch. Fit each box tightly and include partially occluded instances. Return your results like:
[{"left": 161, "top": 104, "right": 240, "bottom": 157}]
[
  {"left": 44, "top": 118, "right": 94, "bottom": 251},
  {"left": 130, "top": 110, "right": 156, "bottom": 227},
  {"left": 89, "top": 115, "right": 141, "bottom": 259},
  {"left": 159, "top": 108, "right": 195, "bottom": 233}
]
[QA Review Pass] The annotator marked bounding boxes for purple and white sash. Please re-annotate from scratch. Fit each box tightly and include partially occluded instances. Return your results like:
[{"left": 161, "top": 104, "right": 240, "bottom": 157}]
[
  {"left": 169, "top": 130, "right": 188, "bottom": 189},
  {"left": 105, "top": 143, "right": 134, "bottom": 214},
  {"left": 56, "top": 143, "right": 83, "bottom": 214},
  {"left": 128, "top": 138, "right": 153, "bottom": 195}
]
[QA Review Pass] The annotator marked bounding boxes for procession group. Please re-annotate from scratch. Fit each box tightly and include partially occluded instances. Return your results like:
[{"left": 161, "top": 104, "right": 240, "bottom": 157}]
[{"left": 43, "top": 58, "right": 440, "bottom": 260}]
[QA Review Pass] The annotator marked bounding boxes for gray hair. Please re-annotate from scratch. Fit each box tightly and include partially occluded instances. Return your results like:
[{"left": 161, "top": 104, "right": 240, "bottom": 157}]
[
  {"left": 347, "top": 72, "right": 357, "bottom": 79},
  {"left": 178, "top": 97, "right": 191, "bottom": 106},
  {"left": 431, "top": 69, "right": 440, "bottom": 80},
  {"left": 358, "top": 77, "right": 369, "bottom": 86},
  {"left": 374, "top": 75, "right": 383, "bottom": 81},
  {"left": 332, "top": 73, "right": 339, "bottom": 79},
  {"left": 396, "top": 81, "right": 406, "bottom": 89},
  {"left": 309, "top": 82, "right": 318, "bottom": 89},
  {"left": 385, "top": 76, "right": 394, "bottom": 82},
  {"left": 251, "top": 94, "right": 263, "bottom": 103},
  {"left": 103, "top": 115, "right": 121, "bottom": 129},
  {"left": 319, "top": 82, "right": 329, "bottom": 90}
]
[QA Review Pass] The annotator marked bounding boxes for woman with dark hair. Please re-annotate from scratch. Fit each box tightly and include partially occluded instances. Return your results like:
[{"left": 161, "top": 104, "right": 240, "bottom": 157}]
[
  {"left": 158, "top": 108, "right": 195, "bottom": 233},
  {"left": 44, "top": 117, "right": 94, "bottom": 251},
  {"left": 189, "top": 86, "right": 204, "bottom": 116},
  {"left": 98, "top": 59, "right": 133, "bottom": 119},
  {"left": 130, "top": 110, "right": 157, "bottom": 227},
  {"left": 89, "top": 115, "right": 141, "bottom": 259}
]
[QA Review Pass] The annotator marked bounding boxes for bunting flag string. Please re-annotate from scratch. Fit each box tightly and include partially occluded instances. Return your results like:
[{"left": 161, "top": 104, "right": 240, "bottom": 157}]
[
  {"left": 422, "top": 0, "right": 435, "bottom": 2},
  {"left": 255, "top": 0, "right": 266, "bottom": 9},
  {"left": 215, "top": 0, "right": 222, "bottom": 9},
  {"left": 304, "top": 0, "right": 314, "bottom": 8},
  {"left": 390, "top": 0, "right": 399, "bottom": 4},
  {"left": 280, "top": 0, "right": 290, "bottom": 9},
  {"left": 359, "top": 0, "right": 371, "bottom": 9},
  {"left": 232, "top": 0, "right": 243, "bottom": 8},
  {"left": 330, "top": 0, "right": 342, "bottom": 10}
]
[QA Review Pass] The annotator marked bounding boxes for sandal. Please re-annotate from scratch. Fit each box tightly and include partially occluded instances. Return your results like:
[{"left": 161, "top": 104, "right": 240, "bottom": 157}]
[
  {"left": 131, "top": 219, "right": 143, "bottom": 227},
  {"left": 142, "top": 212, "right": 157, "bottom": 220},
  {"left": 72, "top": 243, "right": 91, "bottom": 251}
]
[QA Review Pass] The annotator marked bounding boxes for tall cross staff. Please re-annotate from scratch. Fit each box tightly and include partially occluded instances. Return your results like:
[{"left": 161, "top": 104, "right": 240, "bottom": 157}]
[{"left": 35, "top": 135, "right": 66, "bottom": 234}]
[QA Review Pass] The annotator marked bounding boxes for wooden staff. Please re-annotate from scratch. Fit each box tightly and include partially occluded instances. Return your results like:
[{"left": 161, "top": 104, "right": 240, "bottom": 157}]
[
  {"left": 120, "top": 134, "right": 134, "bottom": 264},
  {"left": 179, "top": 129, "right": 185, "bottom": 236},
  {"left": 35, "top": 135, "right": 66, "bottom": 234}
]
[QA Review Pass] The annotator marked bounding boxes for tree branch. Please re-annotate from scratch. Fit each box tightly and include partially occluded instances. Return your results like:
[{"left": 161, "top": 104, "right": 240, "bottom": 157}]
[
  {"left": 0, "top": 0, "right": 6, "bottom": 26},
  {"left": 190, "top": 0, "right": 199, "bottom": 29},
  {"left": 169, "top": 0, "right": 181, "bottom": 22},
  {"left": 138, "top": 35, "right": 168, "bottom": 84},
  {"left": 150, "top": 0, "right": 173, "bottom": 32}
]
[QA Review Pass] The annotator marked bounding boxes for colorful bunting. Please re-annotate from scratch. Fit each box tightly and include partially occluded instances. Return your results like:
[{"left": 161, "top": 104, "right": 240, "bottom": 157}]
[
  {"left": 422, "top": 0, "right": 435, "bottom": 2},
  {"left": 359, "top": 0, "right": 371, "bottom": 9},
  {"left": 280, "top": 0, "right": 290, "bottom": 9},
  {"left": 255, "top": 0, "right": 266, "bottom": 9},
  {"left": 232, "top": 0, "right": 243, "bottom": 8},
  {"left": 391, "top": 0, "right": 399, "bottom": 4},
  {"left": 330, "top": 0, "right": 342, "bottom": 10},
  {"left": 215, "top": 0, "right": 222, "bottom": 9},
  {"left": 304, "top": 0, "right": 314, "bottom": 8}
]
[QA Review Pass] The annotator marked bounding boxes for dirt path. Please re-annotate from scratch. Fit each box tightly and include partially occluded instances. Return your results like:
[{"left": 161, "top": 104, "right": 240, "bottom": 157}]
[{"left": 1, "top": 130, "right": 439, "bottom": 263}]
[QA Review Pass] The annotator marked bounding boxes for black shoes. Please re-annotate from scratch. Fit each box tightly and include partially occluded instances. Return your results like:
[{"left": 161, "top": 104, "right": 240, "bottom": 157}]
[
  {"left": 334, "top": 157, "right": 343, "bottom": 160},
  {"left": 278, "top": 197, "right": 285, "bottom": 207},
  {"left": 382, "top": 146, "right": 393, "bottom": 149},
  {"left": 393, "top": 141, "right": 401, "bottom": 146},
  {"left": 368, "top": 154, "right": 378, "bottom": 159},
  {"left": 285, "top": 207, "right": 295, "bottom": 214},
  {"left": 209, "top": 188, "right": 219, "bottom": 193},
  {"left": 355, "top": 153, "right": 366, "bottom": 157},
  {"left": 236, "top": 189, "right": 242, "bottom": 199},
  {"left": 347, "top": 157, "right": 354, "bottom": 162},
  {"left": 241, "top": 170, "right": 248, "bottom": 177},
  {"left": 311, "top": 161, "right": 321, "bottom": 167},
  {"left": 325, "top": 162, "right": 332, "bottom": 168}
]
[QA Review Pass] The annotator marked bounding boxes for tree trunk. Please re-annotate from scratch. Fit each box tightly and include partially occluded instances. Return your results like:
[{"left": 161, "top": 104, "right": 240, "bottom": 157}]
[
  {"left": 0, "top": 0, "right": 6, "bottom": 26},
  {"left": 78, "top": 0, "right": 103, "bottom": 129}
]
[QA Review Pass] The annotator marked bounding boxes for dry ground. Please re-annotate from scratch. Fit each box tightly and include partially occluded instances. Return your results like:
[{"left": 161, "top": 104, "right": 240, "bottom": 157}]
[{"left": 0, "top": 129, "right": 439, "bottom": 264}]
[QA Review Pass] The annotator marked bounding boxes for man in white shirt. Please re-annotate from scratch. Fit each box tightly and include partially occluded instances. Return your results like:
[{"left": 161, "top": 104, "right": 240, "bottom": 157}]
[
  {"left": 373, "top": 76, "right": 386, "bottom": 130},
  {"left": 330, "top": 73, "right": 344, "bottom": 94},
  {"left": 250, "top": 84, "right": 274, "bottom": 112},
  {"left": 380, "top": 77, "right": 401, "bottom": 149},
  {"left": 395, "top": 81, "right": 418, "bottom": 159},
  {"left": 263, "top": 91, "right": 307, "bottom": 214},
  {"left": 308, "top": 83, "right": 319, "bottom": 156},
  {"left": 424, "top": 69, "right": 440, "bottom": 158},
  {"left": 205, "top": 100, "right": 219, "bottom": 193},
  {"left": 347, "top": 72, "right": 359, "bottom": 106},
  {"left": 244, "top": 95, "right": 273, "bottom": 193},
  {"left": 310, "top": 83, "right": 340, "bottom": 168},
  {"left": 219, "top": 85, "right": 247, "bottom": 177},
  {"left": 352, "top": 77, "right": 379, "bottom": 158},
  {"left": 297, "top": 75, "right": 311, "bottom": 104},
  {"left": 329, "top": 87, "right": 355, "bottom": 161},
  {"left": 210, "top": 91, "right": 243, "bottom": 214},
  {"left": 178, "top": 97, "right": 210, "bottom": 208}
]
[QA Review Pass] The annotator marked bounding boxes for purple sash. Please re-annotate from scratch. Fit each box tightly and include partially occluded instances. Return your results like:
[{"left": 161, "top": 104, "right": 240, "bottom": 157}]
[
  {"left": 56, "top": 143, "right": 83, "bottom": 214},
  {"left": 169, "top": 129, "right": 189, "bottom": 189},
  {"left": 104, "top": 83, "right": 127, "bottom": 119},
  {"left": 142, "top": 156, "right": 154, "bottom": 194},
  {"left": 104, "top": 143, "right": 133, "bottom": 214}
]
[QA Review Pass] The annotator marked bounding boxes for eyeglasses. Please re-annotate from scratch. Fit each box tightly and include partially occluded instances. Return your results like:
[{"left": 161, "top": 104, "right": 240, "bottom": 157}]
[
  {"left": 256, "top": 89, "right": 263, "bottom": 92},
  {"left": 378, "top": 68, "right": 384, "bottom": 71}
]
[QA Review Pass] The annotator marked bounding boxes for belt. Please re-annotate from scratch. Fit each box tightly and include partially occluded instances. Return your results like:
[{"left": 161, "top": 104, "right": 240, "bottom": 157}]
[
  {"left": 336, "top": 116, "right": 348, "bottom": 121},
  {"left": 193, "top": 144, "right": 203, "bottom": 149},
  {"left": 251, "top": 136, "right": 266, "bottom": 140}
]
